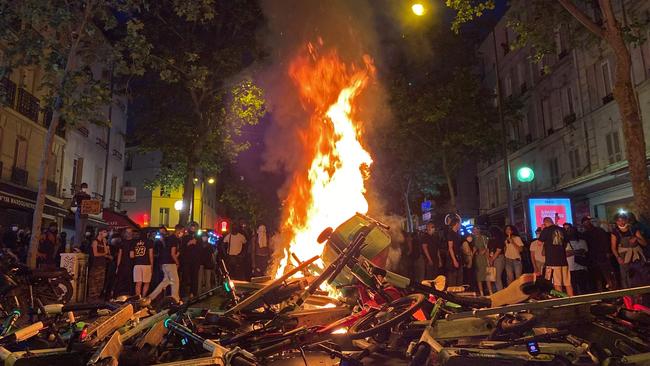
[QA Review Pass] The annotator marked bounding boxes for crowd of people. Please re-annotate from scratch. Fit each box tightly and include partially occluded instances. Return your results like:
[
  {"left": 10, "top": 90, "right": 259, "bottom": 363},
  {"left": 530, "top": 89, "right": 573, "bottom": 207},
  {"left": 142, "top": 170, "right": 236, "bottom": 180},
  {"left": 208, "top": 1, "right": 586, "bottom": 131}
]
[
  {"left": 393, "top": 213, "right": 650, "bottom": 297},
  {"left": 0, "top": 219, "right": 272, "bottom": 304}
]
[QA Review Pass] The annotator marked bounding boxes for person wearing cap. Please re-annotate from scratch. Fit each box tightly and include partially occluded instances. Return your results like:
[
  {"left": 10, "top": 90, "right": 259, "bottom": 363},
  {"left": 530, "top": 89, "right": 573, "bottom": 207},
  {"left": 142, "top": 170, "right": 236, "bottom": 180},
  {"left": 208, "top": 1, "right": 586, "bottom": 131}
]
[
  {"left": 529, "top": 227, "right": 545, "bottom": 275},
  {"left": 611, "top": 213, "right": 647, "bottom": 289}
]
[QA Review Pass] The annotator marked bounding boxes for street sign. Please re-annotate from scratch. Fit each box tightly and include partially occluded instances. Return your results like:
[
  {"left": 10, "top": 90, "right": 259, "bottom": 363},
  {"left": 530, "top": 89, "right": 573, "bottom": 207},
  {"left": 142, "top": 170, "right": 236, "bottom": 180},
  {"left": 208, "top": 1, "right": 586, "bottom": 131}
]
[
  {"left": 421, "top": 200, "right": 432, "bottom": 213},
  {"left": 122, "top": 187, "right": 136, "bottom": 203},
  {"left": 422, "top": 211, "right": 432, "bottom": 222},
  {"left": 81, "top": 199, "right": 102, "bottom": 215}
]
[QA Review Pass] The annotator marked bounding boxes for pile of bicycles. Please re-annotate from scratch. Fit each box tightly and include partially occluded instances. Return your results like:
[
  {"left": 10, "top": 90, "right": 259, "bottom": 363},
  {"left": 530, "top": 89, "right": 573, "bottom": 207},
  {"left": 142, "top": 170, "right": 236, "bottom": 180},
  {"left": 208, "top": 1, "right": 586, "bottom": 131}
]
[{"left": 0, "top": 214, "right": 649, "bottom": 366}]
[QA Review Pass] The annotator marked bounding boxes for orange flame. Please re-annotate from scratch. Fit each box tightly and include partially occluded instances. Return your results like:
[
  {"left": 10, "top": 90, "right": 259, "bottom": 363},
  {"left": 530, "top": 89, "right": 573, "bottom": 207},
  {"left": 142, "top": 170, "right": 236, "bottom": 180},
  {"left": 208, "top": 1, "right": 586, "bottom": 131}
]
[{"left": 275, "top": 43, "right": 375, "bottom": 278}]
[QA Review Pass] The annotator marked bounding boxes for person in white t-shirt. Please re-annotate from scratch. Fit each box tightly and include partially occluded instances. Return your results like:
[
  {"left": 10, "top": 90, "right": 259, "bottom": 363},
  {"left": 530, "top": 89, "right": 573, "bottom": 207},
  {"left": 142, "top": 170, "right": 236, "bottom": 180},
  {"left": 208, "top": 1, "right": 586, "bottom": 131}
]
[
  {"left": 223, "top": 225, "right": 247, "bottom": 280},
  {"left": 529, "top": 227, "right": 545, "bottom": 274},
  {"left": 504, "top": 225, "right": 524, "bottom": 285}
]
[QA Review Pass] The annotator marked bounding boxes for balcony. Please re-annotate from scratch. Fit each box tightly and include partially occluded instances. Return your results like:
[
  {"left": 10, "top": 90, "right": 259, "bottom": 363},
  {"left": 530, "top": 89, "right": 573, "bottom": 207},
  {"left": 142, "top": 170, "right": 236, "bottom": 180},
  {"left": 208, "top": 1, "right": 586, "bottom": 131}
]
[
  {"left": 11, "top": 167, "right": 28, "bottom": 186},
  {"left": 77, "top": 126, "right": 89, "bottom": 137},
  {"left": 46, "top": 180, "right": 58, "bottom": 196},
  {"left": 112, "top": 149, "right": 123, "bottom": 161},
  {"left": 16, "top": 88, "right": 40, "bottom": 122},
  {"left": 96, "top": 137, "right": 108, "bottom": 150},
  {"left": 1, "top": 78, "right": 17, "bottom": 106}
]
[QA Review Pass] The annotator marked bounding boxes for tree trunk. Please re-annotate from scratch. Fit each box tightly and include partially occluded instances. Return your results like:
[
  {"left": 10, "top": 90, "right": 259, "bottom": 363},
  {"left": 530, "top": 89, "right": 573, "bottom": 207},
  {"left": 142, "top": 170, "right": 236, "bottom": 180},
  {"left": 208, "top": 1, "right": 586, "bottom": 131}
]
[
  {"left": 442, "top": 152, "right": 457, "bottom": 213},
  {"left": 27, "top": 113, "right": 60, "bottom": 268},
  {"left": 178, "top": 162, "right": 196, "bottom": 225},
  {"left": 601, "top": 0, "right": 650, "bottom": 221}
]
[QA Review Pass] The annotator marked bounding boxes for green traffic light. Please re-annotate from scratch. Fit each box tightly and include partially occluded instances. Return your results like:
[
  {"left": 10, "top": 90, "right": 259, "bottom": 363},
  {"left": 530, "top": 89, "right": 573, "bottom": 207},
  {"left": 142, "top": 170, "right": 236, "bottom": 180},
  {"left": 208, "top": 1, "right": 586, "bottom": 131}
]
[{"left": 516, "top": 166, "right": 535, "bottom": 183}]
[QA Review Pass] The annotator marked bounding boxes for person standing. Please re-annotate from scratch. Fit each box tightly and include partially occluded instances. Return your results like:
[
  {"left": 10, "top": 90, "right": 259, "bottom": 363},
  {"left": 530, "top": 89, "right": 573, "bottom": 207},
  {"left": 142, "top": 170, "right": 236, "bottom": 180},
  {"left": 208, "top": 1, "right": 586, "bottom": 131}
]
[
  {"left": 473, "top": 228, "right": 491, "bottom": 296},
  {"left": 446, "top": 219, "right": 463, "bottom": 286},
  {"left": 88, "top": 229, "right": 111, "bottom": 301},
  {"left": 251, "top": 224, "right": 270, "bottom": 277},
  {"left": 224, "top": 225, "right": 248, "bottom": 280},
  {"left": 564, "top": 223, "right": 590, "bottom": 295},
  {"left": 73, "top": 183, "right": 91, "bottom": 248},
  {"left": 611, "top": 213, "right": 647, "bottom": 289},
  {"left": 408, "top": 232, "right": 424, "bottom": 283},
  {"left": 37, "top": 223, "right": 59, "bottom": 269},
  {"left": 180, "top": 226, "right": 201, "bottom": 298},
  {"left": 114, "top": 228, "right": 134, "bottom": 296},
  {"left": 503, "top": 225, "right": 524, "bottom": 285},
  {"left": 487, "top": 226, "right": 506, "bottom": 291},
  {"left": 461, "top": 234, "right": 476, "bottom": 291},
  {"left": 421, "top": 223, "right": 442, "bottom": 280},
  {"left": 130, "top": 234, "right": 154, "bottom": 297},
  {"left": 539, "top": 217, "right": 574, "bottom": 296},
  {"left": 529, "top": 228, "right": 545, "bottom": 275},
  {"left": 198, "top": 232, "right": 216, "bottom": 293},
  {"left": 580, "top": 216, "right": 616, "bottom": 291},
  {"left": 148, "top": 224, "right": 181, "bottom": 302}
]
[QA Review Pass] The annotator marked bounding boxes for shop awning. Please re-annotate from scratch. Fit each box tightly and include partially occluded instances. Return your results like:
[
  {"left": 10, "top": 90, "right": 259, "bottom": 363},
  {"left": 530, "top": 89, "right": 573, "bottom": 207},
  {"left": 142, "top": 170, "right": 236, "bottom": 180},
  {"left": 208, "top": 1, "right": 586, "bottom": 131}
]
[
  {"left": 0, "top": 182, "right": 68, "bottom": 217},
  {"left": 102, "top": 209, "right": 140, "bottom": 230}
]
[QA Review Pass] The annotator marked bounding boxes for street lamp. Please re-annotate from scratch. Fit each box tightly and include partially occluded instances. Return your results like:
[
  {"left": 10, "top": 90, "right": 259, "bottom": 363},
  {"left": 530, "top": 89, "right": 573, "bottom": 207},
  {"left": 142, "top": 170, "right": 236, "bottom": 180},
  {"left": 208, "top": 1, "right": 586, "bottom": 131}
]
[
  {"left": 174, "top": 200, "right": 184, "bottom": 211},
  {"left": 516, "top": 166, "right": 535, "bottom": 183},
  {"left": 411, "top": 3, "right": 425, "bottom": 16},
  {"left": 515, "top": 166, "right": 535, "bottom": 239},
  {"left": 208, "top": 177, "right": 215, "bottom": 184},
  {"left": 200, "top": 177, "right": 216, "bottom": 228}
]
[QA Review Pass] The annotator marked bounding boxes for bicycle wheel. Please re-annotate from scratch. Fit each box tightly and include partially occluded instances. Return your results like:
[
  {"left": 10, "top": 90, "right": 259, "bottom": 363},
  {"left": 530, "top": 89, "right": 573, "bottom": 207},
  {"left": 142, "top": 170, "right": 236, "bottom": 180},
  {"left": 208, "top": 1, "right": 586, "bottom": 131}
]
[
  {"left": 409, "top": 343, "right": 432, "bottom": 366},
  {"left": 35, "top": 278, "right": 73, "bottom": 304},
  {"left": 348, "top": 294, "right": 426, "bottom": 340}
]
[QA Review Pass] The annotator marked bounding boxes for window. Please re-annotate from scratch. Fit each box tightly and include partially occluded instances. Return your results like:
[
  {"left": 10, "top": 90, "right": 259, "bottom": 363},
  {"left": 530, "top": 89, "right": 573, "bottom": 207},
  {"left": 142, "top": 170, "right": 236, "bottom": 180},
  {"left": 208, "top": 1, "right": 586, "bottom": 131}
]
[
  {"left": 160, "top": 186, "right": 171, "bottom": 198},
  {"left": 541, "top": 97, "right": 551, "bottom": 134},
  {"left": 517, "top": 63, "right": 526, "bottom": 91},
  {"left": 110, "top": 176, "right": 118, "bottom": 202},
  {"left": 555, "top": 27, "right": 567, "bottom": 56},
  {"left": 13, "top": 137, "right": 27, "bottom": 169},
  {"left": 125, "top": 153, "right": 133, "bottom": 171},
  {"left": 159, "top": 207, "right": 170, "bottom": 227},
  {"left": 95, "top": 166, "right": 103, "bottom": 195},
  {"left": 503, "top": 28, "right": 510, "bottom": 55},
  {"left": 601, "top": 61, "right": 613, "bottom": 96},
  {"left": 549, "top": 157, "right": 560, "bottom": 186},
  {"left": 72, "top": 158, "right": 84, "bottom": 188},
  {"left": 569, "top": 149, "right": 581, "bottom": 178},
  {"left": 124, "top": 180, "right": 131, "bottom": 187},
  {"left": 48, "top": 152, "right": 57, "bottom": 181},
  {"left": 504, "top": 73, "right": 512, "bottom": 97},
  {"left": 488, "top": 177, "right": 498, "bottom": 208},
  {"left": 564, "top": 86, "right": 575, "bottom": 116},
  {"left": 606, "top": 131, "right": 622, "bottom": 164}
]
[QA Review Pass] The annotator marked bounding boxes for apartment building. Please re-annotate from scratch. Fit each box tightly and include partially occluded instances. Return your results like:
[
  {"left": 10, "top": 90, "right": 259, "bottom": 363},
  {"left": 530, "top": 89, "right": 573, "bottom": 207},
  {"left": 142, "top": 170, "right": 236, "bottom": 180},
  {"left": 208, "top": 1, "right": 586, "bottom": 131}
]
[
  {"left": 121, "top": 148, "right": 218, "bottom": 229},
  {"left": 474, "top": 1, "right": 650, "bottom": 230}
]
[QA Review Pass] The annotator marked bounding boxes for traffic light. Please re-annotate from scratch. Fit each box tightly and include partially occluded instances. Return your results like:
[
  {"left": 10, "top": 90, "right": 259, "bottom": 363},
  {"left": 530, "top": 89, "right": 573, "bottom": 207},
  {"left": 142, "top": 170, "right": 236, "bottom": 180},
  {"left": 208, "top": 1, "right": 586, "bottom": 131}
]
[{"left": 219, "top": 220, "right": 229, "bottom": 233}]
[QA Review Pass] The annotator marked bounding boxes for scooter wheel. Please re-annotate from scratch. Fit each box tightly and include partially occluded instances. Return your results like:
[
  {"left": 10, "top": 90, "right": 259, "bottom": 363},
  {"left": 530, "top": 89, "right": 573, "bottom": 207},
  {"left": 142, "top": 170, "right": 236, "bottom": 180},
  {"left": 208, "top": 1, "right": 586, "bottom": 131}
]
[
  {"left": 409, "top": 343, "right": 431, "bottom": 366},
  {"left": 348, "top": 294, "right": 426, "bottom": 340}
]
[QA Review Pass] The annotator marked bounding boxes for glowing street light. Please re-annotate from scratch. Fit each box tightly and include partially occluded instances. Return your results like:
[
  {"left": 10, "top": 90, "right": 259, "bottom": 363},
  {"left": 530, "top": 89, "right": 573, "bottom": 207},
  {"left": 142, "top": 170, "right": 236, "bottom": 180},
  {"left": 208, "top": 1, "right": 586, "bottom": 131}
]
[
  {"left": 411, "top": 3, "right": 425, "bottom": 16},
  {"left": 516, "top": 166, "right": 535, "bottom": 183},
  {"left": 207, "top": 177, "right": 215, "bottom": 184},
  {"left": 174, "top": 200, "right": 184, "bottom": 211}
]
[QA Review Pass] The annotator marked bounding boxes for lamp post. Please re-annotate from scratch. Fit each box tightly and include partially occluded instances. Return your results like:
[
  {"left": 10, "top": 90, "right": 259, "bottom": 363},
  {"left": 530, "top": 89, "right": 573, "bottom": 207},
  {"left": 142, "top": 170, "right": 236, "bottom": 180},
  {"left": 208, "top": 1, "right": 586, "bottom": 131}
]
[
  {"left": 200, "top": 177, "right": 215, "bottom": 228},
  {"left": 516, "top": 166, "right": 535, "bottom": 239}
]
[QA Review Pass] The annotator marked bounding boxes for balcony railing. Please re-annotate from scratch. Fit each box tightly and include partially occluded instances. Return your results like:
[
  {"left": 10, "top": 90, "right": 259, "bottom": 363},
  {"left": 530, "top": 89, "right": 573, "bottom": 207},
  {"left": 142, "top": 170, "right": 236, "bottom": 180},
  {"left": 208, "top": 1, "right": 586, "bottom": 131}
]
[
  {"left": 112, "top": 149, "right": 122, "bottom": 161},
  {"left": 563, "top": 113, "right": 576, "bottom": 125},
  {"left": 96, "top": 137, "right": 108, "bottom": 150},
  {"left": 46, "top": 180, "right": 58, "bottom": 196},
  {"left": 0, "top": 78, "right": 17, "bottom": 106},
  {"left": 11, "top": 167, "right": 28, "bottom": 186},
  {"left": 16, "top": 88, "right": 40, "bottom": 122},
  {"left": 77, "top": 126, "right": 89, "bottom": 137}
]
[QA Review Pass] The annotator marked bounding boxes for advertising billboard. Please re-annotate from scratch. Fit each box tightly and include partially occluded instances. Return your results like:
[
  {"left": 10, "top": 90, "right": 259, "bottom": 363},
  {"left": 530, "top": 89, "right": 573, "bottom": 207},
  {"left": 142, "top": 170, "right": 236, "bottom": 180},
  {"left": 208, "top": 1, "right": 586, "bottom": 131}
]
[{"left": 528, "top": 197, "right": 573, "bottom": 231}]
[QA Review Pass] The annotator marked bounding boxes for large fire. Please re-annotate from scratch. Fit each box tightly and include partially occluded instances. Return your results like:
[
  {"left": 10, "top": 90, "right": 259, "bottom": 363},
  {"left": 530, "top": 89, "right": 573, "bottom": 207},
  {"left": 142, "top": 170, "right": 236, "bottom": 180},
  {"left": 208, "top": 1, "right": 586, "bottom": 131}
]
[{"left": 275, "top": 42, "right": 375, "bottom": 278}]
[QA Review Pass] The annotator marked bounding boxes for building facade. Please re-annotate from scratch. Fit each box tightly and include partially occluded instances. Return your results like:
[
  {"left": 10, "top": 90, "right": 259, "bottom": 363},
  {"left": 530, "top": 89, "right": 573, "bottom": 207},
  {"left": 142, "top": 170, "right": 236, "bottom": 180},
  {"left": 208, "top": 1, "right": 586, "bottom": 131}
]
[
  {"left": 0, "top": 64, "right": 127, "bottom": 233},
  {"left": 475, "top": 1, "right": 650, "bottom": 233},
  {"left": 121, "top": 148, "right": 218, "bottom": 229}
]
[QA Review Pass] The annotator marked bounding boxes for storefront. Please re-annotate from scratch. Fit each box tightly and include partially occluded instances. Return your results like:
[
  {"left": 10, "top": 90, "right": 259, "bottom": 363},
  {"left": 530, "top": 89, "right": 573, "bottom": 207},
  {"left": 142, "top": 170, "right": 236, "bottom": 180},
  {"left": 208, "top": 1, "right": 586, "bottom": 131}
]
[{"left": 0, "top": 182, "right": 67, "bottom": 229}]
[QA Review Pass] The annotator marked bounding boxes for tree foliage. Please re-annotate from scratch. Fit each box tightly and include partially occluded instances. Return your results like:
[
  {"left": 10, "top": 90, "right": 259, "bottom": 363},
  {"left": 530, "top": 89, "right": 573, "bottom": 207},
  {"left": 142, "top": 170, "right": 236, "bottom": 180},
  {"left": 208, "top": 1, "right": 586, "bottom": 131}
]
[
  {"left": 379, "top": 28, "right": 500, "bottom": 215},
  {"left": 0, "top": 0, "right": 146, "bottom": 267},
  {"left": 130, "top": 0, "right": 267, "bottom": 224}
]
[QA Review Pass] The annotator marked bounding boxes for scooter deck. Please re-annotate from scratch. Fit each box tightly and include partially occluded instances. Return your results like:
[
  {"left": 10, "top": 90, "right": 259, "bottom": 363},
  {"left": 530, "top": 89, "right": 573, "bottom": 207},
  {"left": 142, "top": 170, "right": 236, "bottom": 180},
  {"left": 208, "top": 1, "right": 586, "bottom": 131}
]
[{"left": 224, "top": 255, "right": 319, "bottom": 316}]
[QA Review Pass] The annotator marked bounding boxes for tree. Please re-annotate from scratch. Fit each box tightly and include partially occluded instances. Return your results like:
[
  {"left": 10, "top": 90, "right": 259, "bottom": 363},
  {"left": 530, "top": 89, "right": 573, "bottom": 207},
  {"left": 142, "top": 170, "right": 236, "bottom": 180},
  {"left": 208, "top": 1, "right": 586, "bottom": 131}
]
[
  {"left": 446, "top": 0, "right": 650, "bottom": 221},
  {"left": 131, "top": 0, "right": 266, "bottom": 225},
  {"left": 378, "top": 28, "right": 500, "bottom": 216},
  {"left": 0, "top": 0, "right": 146, "bottom": 268}
]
